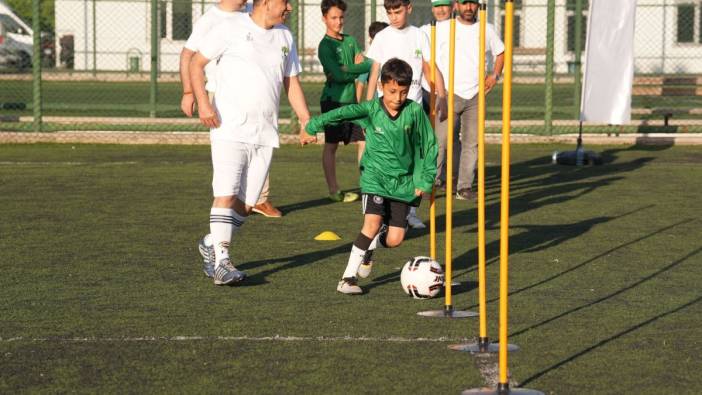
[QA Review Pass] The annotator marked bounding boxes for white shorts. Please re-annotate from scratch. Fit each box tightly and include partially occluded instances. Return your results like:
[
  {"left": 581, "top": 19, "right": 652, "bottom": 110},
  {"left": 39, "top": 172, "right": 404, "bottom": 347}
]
[{"left": 211, "top": 141, "right": 273, "bottom": 207}]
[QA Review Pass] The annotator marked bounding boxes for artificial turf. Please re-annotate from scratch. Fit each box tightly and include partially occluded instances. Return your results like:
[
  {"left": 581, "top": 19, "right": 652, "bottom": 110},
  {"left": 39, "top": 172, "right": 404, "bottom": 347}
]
[{"left": 0, "top": 143, "right": 700, "bottom": 393}]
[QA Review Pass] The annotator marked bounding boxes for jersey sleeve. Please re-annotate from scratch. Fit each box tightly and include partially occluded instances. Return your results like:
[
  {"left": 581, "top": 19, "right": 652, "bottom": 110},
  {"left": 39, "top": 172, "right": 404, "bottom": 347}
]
[
  {"left": 365, "top": 34, "right": 383, "bottom": 64},
  {"left": 198, "top": 22, "right": 230, "bottom": 61},
  {"left": 419, "top": 28, "right": 431, "bottom": 63},
  {"left": 342, "top": 57, "right": 373, "bottom": 74},
  {"left": 318, "top": 40, "right": 363, "bottom": 83},
  {"left": 487, "top": 24, "right": 505, "bottom": 58},
  {"left": 285, "top": 37, "right": 302, "bottom": 77},
  {"left": 412, "top": 105, "right": 438, "bottom": 193},
  {"left": 184, "top": 14, "right": 210, "bottom": 51},
  {"left": 305, "top": 102, "right": 371, "bottom": 136}
]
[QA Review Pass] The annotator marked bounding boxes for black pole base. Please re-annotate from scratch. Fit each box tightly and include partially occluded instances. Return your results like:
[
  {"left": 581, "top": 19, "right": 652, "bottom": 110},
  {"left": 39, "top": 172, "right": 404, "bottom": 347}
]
[
  {"left": 552, "top": 148, "right": 603, "bottom": 166},
  {"left": 461, "top": 385, "right": 544, "bottom": 395},
  {"left": 448, "top": 338, "right": 519, "bottom": 354},
  {"left": 417, "top": 305, "right": 478, "bottom": 318}
]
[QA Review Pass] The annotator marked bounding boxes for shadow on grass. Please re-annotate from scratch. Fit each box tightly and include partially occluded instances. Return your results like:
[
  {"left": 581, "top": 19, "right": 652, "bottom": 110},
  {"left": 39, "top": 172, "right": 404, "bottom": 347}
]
[
  {"left": 237, "top": 242, "right": 353, "bottom": 285},
  {"left": 461, "top": 218, "right": 695, "bottom": 310},
  {"left": 275, "top": 188, "right": 362, "bottom": 215},
  {"left": 511, "top": 246, "right": 702, "bottom": 339},
  {"left": 238, "top": 146, "right": 669, "bottom": 288},
  {"left": 519, "top": 294, "right": 702, "bottom": 387}
]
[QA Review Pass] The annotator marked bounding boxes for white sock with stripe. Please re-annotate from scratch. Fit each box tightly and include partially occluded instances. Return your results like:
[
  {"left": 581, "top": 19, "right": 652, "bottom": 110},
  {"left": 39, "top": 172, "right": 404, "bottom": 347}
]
[{"left": 209, "top": 207, "right": 246, "bottom": 268}]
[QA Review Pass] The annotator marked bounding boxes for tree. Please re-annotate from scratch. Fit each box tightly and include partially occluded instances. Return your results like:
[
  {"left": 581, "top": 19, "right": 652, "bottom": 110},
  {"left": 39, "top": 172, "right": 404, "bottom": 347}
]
[{"left": 4, "top": 0, "right": 55, "bottom": 33}]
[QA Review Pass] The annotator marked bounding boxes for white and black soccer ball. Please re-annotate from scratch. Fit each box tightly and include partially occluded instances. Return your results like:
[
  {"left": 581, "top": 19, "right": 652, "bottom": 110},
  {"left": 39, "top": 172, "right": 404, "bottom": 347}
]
[{"left": 400, "top": 256, "right": 444, "bottom": 299}]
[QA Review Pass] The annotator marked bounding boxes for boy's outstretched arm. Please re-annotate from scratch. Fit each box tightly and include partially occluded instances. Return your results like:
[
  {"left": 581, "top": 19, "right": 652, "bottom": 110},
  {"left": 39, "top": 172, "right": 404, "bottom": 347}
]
[
  {"left": 305, "top": 103, "right": 370, "bottom": 136},
  {"left": 284, "top": 76, "right": 315, "bottom": 145}
]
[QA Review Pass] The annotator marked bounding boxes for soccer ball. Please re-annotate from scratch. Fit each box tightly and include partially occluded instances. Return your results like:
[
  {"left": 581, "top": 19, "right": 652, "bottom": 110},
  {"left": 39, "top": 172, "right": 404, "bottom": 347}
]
[{"left": 400, "top": 256, "right": 444, "bottom": 299}]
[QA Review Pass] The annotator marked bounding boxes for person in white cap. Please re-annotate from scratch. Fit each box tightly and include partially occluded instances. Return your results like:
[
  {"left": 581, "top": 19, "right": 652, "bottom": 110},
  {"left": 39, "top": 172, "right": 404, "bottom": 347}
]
[{"left": 435, "top": 0, "right": 504, "bottom": 200}]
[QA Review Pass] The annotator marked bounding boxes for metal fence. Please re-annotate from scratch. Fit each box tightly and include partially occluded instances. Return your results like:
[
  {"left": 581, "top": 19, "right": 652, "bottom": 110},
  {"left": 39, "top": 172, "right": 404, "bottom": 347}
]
[{"left": 1, "top": 0, "right": 701, "bottom": 138}]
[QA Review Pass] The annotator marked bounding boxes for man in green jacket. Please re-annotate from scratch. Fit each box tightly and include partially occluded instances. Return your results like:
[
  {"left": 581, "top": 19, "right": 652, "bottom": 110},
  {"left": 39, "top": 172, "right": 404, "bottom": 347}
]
[
  {"left": 306, "top": 58, "right": 438, "bottom": 294},
  {"left": 318, "top": 0, "right": 372, "bottom": 203}
]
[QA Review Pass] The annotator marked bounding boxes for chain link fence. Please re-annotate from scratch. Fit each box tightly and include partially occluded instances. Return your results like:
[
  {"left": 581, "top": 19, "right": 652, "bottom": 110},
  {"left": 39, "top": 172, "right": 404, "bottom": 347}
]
[{"left": 1, "top": 0, "right": 701, "bottom": 141}]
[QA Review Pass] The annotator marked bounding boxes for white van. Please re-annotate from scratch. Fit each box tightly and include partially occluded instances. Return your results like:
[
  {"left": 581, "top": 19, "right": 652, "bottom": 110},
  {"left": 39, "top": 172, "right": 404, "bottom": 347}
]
[{"left": 0, "top": 0, "right": 33, "bottom": 69}]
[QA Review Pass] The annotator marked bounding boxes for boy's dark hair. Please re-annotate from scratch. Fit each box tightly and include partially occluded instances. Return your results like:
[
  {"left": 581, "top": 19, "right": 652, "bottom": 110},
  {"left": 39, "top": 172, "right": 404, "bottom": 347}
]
[
  {"left": 380, "top": 58, "right": 413, "bottom": 87},
  {"left": 321, "top": 0, "right": 347, "bottom": 16},
  {"left": 383, "top": 0, "right": 410, "bottom": 11},
  {"left": 368, "top": 21, "right": 389, "bottom": 39}
]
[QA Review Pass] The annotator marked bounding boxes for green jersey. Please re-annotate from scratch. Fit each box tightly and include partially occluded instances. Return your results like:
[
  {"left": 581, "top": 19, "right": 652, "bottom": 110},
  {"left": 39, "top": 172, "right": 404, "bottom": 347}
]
[
  {"left": 318, "top": 34, "right": 372, "bottom": 104},
  {"left": 306, "top": 99, "right": 438, "bottom": 204}
]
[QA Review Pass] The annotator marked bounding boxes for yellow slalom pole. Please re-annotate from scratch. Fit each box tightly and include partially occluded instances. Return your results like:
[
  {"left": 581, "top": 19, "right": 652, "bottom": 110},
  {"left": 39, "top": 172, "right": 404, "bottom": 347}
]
[
  {"left": 444, "top": 11, "right": 457, "bottom": 313},
  {"left": 418, "top": 13, "right": 475, "bottom": 320},
  {"left": 498, "top": 0, "right": 514, "bottom": 391},
  {"left": 476, "top": 2, "right": 489, "bottom": 348},
  {"left": 429, "top": 19, "right": 437, "bottom": 261}
]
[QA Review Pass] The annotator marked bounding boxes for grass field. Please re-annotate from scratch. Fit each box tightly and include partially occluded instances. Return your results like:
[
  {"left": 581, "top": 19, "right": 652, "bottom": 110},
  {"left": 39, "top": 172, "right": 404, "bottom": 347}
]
[{"left": 1, "top": 143, "right": 701, "bottom": 393}]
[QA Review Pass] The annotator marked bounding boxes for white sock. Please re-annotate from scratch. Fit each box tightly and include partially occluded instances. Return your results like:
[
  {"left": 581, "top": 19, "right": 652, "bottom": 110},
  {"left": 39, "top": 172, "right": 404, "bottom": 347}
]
[
  {"left": 342, "top": 245, "right": 366, "bottom": 279},
  {"left": 209, "top": 208, "right": 246, "bottom": 267}
]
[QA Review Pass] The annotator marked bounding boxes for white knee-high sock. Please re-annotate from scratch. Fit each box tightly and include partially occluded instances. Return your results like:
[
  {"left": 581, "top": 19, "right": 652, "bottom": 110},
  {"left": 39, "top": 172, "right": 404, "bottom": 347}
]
[
  {"left": 343, "top": 233, "right": 373, "bottom": 278},
  {"left": 209, "top": 208, "right": 246, "bottom": 267},
  {"left": 343, "top": 245, "right": 366, "bottom": 279}
]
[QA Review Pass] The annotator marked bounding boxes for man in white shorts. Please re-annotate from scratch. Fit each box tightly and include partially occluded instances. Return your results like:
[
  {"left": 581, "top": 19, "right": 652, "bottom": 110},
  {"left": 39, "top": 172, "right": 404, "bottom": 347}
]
[
  {"left": 180, "top": 0, "right": 283, "bottom": 224},
  {"left": 190, "top": 0, "right": 316, "bottom": 285}
]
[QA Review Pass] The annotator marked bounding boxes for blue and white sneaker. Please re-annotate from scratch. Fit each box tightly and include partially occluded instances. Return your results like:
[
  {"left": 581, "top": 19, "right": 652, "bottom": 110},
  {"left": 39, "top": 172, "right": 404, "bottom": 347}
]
[
  {"left": 213, "top": 258, "right": 247, "bottom": 286},
  {"left": 198, "top": 236, "right": 215, "bottom": 278}
]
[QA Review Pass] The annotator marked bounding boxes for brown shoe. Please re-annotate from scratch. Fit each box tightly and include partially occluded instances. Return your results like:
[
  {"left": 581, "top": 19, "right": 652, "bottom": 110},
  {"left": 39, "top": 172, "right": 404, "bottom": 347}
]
[{"left": 252, "top": 201, "right": 283, "bottom": 218}]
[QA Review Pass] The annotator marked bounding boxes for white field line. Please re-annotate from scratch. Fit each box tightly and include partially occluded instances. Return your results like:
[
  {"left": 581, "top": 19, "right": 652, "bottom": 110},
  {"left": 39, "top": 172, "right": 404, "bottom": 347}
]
[
  {"left": 0, "top": 161, "right": 138, "bottom": 166},
  {"left": 1, "top": 335, "right": 472, "bottom": 343}
]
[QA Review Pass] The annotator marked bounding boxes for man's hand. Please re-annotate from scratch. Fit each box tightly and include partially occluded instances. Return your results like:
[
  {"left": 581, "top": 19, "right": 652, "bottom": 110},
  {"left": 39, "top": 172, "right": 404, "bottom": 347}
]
[
  {"left": 299, "top": 130, "right": 317, "bottom": 146},
  {"left": 180, "top": 93, "right": 195, "bottom": 117},
  {"left": 485, "top": 75, "right": 498, "bottom": 94},
  {"left": 355, "top": 53, "right": 364, "bottom": 64},
  {"left": 198, "top": 101, "right": 220, "bottom": 128},
  {"left": 436, "top": 96, "right": 448, "bottom": 122},
  {"left": 415, "top": 188, "right": 424, "bottom": 197}
]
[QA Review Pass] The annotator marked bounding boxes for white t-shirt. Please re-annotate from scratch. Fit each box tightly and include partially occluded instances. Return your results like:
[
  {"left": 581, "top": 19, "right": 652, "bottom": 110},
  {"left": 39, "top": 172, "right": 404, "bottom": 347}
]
[
  {"left": 199, "top": 12, "right": 301, "bottom": 148},
  {"left": 419, "top": 23, "right": 433, "bottom": 93},
  {"left": 184, "top": 3, "right": 252, "bottom": 92},
  {"left": 366, "top": 25, "right": 431, "bottom": 104},
  {"left": 436, "top": 19, "right": 504, "bottom": 100}
]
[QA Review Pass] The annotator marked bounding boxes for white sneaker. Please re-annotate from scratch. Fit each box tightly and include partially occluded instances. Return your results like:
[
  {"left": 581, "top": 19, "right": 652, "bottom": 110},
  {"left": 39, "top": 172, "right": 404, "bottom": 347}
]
[
  {"left": 407, "top": 212, "right": 426, "bottom": 229},
  {"left": 357, "top": 261, "right": 373, "bottom": 279},
  {"left": 336, "top": 277, "right": 363, "bottom": 294}
]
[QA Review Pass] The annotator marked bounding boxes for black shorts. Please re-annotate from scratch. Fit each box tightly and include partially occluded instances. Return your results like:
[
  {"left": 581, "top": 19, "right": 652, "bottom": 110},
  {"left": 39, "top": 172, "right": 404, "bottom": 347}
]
[
  {"left": 362, "top": 193, "right": 410, "bottom": 228},
  {"left": 321, "top": 100, "right": 365, "bottom": 145}
]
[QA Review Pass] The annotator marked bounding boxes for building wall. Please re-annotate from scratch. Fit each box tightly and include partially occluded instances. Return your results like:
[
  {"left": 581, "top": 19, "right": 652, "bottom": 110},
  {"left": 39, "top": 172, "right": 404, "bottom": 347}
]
[{"left": 54, "top": 0, "right": 702, "bottom": 74}]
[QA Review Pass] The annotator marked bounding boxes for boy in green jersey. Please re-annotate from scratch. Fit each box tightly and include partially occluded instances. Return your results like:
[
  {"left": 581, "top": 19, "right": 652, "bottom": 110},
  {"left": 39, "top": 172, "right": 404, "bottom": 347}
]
[
  {"left": 305, "top": 59, "right": 438, "bottom": 294},
  {"left": 318, "top": 0, "right": 373, "bottom": 203}
]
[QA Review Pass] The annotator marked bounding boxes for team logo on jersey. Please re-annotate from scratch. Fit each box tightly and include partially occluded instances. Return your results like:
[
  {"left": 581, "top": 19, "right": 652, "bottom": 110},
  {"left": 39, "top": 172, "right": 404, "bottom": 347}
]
[
  {"left": 374, "top": 126, "right": 384, "bottom": 134},
  {"left": 414, "top": 49, "right": 422, "bottom": 58},
  {"left": 336, "top": 47, "right": 343, "bottom": 53},
  {"left": 246, "top": 32, "right": 253, "bottom": 41},
  {"left": 373, "top": 195, "right": 384, "bottom": 205},
  {"left": 404, "top": 125, "right": 410, "bottom": 133},
  {"left": 281, "top": 46, "right": 290, "bottom": 59}
]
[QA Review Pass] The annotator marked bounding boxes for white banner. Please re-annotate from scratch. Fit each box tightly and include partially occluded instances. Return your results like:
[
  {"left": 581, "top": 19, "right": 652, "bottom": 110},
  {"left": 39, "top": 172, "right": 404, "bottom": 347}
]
[{"left": 580, "top": 0, "right": 637, "bottom": 124}]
